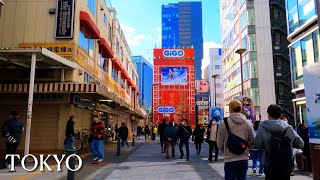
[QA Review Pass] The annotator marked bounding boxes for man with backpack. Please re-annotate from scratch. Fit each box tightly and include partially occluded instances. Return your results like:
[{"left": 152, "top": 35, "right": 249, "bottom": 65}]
[
  {"left": 254, "top": 104, "right": 304, "bottom": 180},
  {"left": 217, "top": 100, "right": 254, "bottom": 179},
  {"left": 158, "top": 119, "right": 168, "bottom": 153}
]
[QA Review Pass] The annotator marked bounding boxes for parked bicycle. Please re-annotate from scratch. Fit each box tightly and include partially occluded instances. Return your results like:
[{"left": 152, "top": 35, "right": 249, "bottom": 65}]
[{"left": 74, "top": 128, "right": 91, "bottom": 150}]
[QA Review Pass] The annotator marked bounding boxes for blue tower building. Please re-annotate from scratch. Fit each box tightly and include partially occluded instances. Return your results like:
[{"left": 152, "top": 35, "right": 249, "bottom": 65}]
[
  {"left": 162, "top": 2, "right": 203, "bottom": 80},
  {"left": 132, "top": 56, "right": 153, "bottom": 110}
]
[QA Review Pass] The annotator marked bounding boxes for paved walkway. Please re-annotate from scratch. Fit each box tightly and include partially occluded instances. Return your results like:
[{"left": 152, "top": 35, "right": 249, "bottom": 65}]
[{"left": 104, "top": 140, "right": 313, "bottom": 180}]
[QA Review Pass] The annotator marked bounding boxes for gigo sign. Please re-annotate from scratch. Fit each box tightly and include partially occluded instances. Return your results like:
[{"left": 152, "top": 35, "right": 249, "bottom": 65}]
[
  {"left": 163, "top": 49, "right": 185, "bottom": 57},
  {"left": 6, "top": 154, "right": 83, "bottom": 172},
  {"left": 157, "top": 106, "right": 175, "bottom": 114}
]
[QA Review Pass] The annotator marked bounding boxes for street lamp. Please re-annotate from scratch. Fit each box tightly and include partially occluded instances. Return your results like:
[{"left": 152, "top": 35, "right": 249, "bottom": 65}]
[
  {"left": 235, "top": 48, "right": 246, "bottom": 96},
  {"left": 211, "top": 74, "right": 219, "bottom": 106}
]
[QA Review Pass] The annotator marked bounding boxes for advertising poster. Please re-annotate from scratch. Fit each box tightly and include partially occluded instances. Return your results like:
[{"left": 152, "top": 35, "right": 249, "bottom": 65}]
[
  {"left": 233, "top": 96, "right": 255, "bottom": 122},
  {"left": 196, "top": 95, "right": 210, "bottom": 124},
  {"left": 161, "top": 67, "right": 187, "bottom": 85},
  {"left": 304, "top": 63, "right": 320, "bottom": 144},
  {"left": 196, "top": 80, "right": 209, "bottom": 93},
  {"left": 55, "top": 0, "right": 75, "bottom": 38},
  {"left": 210, "top": 106, "right": 223, "bottom": 123}
]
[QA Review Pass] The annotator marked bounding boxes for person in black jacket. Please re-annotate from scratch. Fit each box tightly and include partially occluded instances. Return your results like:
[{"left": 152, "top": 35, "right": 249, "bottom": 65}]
[
  {"left": 1, "top": 111, "right": 24, "bottom": 169},
  {"left": 177, "top": 119, "right": 192, "bottom": 161},
  {"left": 144, "top": 125, "right": 150, "bottom": 141},
  {"left": 192, "top": 123, "right": 205, "bottom": 155},
  {"left": 64, "top": 115, "right": 75, "bottom": 152},
  {"left": 207, "top": 117, "right": 219, "bottom": 161},
  {"left": 119, "top": 122, "right": 129, "bottom": 148},
  {"left": 158, "top": 119, "right": 168, "bottom": 153}
]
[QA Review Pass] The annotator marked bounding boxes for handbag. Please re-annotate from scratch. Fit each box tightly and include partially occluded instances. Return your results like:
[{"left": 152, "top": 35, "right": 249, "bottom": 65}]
[{"left": 224, "top": 118, "right": 248, "bottom": 155}]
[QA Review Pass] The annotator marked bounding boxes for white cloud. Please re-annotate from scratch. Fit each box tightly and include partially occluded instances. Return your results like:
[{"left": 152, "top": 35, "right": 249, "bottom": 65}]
[{"left": 121, "top": 24, "right": 145, "bottom": 47}]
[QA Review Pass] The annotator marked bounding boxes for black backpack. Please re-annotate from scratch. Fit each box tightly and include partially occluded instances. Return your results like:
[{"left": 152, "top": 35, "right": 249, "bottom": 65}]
[
  {"left": 268, "top": 128, "right": 292, "bottom": 176},
  {"left": 224, "top": 119, "right": 248, "bottom": 155}
]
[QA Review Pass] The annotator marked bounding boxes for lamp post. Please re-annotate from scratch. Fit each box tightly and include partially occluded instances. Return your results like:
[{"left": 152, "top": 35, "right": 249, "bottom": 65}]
[
  {"left": 211, "top": 74, "right": 219, "bottom": 106},
  {"left": 235, "top": 48, "right": 246, "bottom": 96}
]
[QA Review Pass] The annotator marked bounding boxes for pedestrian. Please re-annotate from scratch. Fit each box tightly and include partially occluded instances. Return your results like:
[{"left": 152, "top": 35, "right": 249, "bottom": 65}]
[
  {"left": 64, "top": 115, "right": 75, "bottom": 152},
  {"left": 254, "top": 104, "right": 304, "bottom": 180},
  {"left": 119, "top": 122, "right": 129, "bottom": 148},
  {"left": 1, "top": 111, "right": 24, "bottom": 170},
  {"left": 174, "top": 123, "right": 179, "bottom": 145},
  {"left": 150, "top": 125, "right": 153, "bottom": 140},
  {"left": 251, "top": 120, "right": 263, "bottom": 175},
  {"left": 192, "top": 123, "right": 205, "bottom": 156},
  {"left": 164, "top": 122, "right": 177, "bottom": 159},
  {"left": 144, "top": 125, "right": 150, "bottom": 141},
  {"left": 91, "top": 115, "right": 105, "bottom": 163},
  {"left": 299, "top": 123, "right": 311, "bottom": 171},
  {"left": 152, "top": 125, "right": 158, "bottom": 141},
  {"left": 217, "top": 99, "right": 254, "bottom": 180},
  {"left": 207, "top": 117, "right": 219, "bottom": 161},
  {"left": 177, "top": 119, "right": 192, "bottom": 161},
  {"left": 158, "top": 119, "right": 168, "bottom": 153},
  {"left": 114, "top": 124, "right": 119, "bottom": 141},
  {"left": 137, "top": 125, "right": 142, "bottom": 137}
]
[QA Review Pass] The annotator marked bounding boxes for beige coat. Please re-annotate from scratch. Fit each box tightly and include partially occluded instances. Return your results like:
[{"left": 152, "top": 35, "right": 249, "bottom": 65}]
[{"left": 217, "top": 113, "right": 254, "bottom": 162}]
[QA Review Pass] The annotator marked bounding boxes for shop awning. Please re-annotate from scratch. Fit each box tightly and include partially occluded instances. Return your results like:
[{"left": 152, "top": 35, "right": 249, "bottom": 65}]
[
  {"left": 98, "top": 38, "right": 114, "bottom": 58},
  {"left": 80, "top": 11, "right": 100, "bottom": 39},
  {"left": 0, "top": 47, "right": 77, "bottom": 69}
]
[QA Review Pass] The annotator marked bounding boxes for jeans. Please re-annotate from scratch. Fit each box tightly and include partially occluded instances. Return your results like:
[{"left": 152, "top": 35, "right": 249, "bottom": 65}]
[
  {"left": 252, "top": 149, "right": 264, "bottom": 174},
  {"left": 209, "top": 141, "right": 219, "bottom": 160},
  {"left": 91, "top": 139, "right": 104, "bottom": 159},
  {"left": 195, "top": 143, "right": 202, "bottom": 154},
  {"left": 121, "top": 137, "right": 129, "bottom": 147},
  {"left": 224, "top": 160, "right": 248, "bottom": 180},
  {"left": 165, "top": 140, "right": 175, "bottom": 157},
  {"left": 179, "top": 140, "right": 190, "bottom": 159},
  {"left": 6, "top": 142, "right": 19, "bottom": 165}
]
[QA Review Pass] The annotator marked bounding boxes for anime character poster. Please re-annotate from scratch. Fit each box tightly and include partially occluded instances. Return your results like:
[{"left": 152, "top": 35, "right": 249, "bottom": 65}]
[
  {"left": 161, "top": 67, "right": 187, "bottom": 85},
  {"left": 233, "top": 96, "right": 255, "bottom": 122},
  {"left": 304, "top": 63, "right": 320, "bottom": 144}
]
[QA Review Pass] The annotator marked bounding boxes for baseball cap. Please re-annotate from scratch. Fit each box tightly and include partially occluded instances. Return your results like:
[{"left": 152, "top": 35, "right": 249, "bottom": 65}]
[{"left": 229, "top": 99, "right": 242, "bottom": 110}]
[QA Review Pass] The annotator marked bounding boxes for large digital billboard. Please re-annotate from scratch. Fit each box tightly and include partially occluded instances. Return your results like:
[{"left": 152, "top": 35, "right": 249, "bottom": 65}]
[
  {"left": 161, "top": 67, "right": 187, "bottom": 85},
  {"left": 196, "top": 80, "right": 209, "bottom": 93}
]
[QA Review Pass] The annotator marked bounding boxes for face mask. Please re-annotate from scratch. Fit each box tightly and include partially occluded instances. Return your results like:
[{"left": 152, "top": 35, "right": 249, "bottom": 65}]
[{"left": 212, "top": 121, "right": 216, "bottom": 125}]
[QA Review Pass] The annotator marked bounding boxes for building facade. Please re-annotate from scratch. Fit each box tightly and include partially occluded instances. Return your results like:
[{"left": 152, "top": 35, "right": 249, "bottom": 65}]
[
  {"left": 205, "top": 48, "right": 224, "bottom": 109},
  {"left": 162, "top": 2, "right": 203, "bottom": 80},
  {"left": 285, "top": 0, "right": 319, "bottom": 126},
  {"left": 220, "top": 0, "right": 292, "bottom": 120},
  {"left": 132, "top": 56, "right": 153, "bottom": 110},
  {"left": 0, "top": 0, "right": 145, "bottom": 154},
  {"left": 153, "top": 48, "right": 195, "bottom": 126}
]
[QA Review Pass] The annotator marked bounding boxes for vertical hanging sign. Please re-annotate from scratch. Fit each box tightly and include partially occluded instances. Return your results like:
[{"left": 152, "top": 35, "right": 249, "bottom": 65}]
[{"left": 55, "top": 0, "right": 75, "bottom": 38}]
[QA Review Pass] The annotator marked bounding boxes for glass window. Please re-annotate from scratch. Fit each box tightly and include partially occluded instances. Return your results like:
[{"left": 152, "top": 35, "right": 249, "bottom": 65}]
[
  {"left": 301, "top": 34, "right": 315, "bottom": 66},
  {"left": 104, "top": 14, "right": 108, "bottom": 25},
  {"left": 313, "top": 30, "right": 319, "bottom": 62},
  {"left": 240, "top": 11, "right": 247, "bottom": 30},
  {"left": 84, "top": 72, "right": 93, "bottom": 83},
  {"left": 249, "top": 60, "right": 258, "bottom": 78},
  {"left": 108, "top": 24, "right": 112, "bottom": 41},
  {"left": 79, "top": 30, "right": 94, "bottom": 58},
  {"left": 242, "top": 36, "right": 248, "bottom": 50},
  {"left": 87, "top": 0, "right": 96, "bottom": 16},
  {"left": 215, "top": 65, "right": 220, "bottom": 69},
  {"left": 112, "top": 67, "right": 118, "bottom": 82},
  {"left": 252, "top": 88, "right": 260, "bottom": 106},
  {"left": 291, "top": 42, "right": 303, "bottom": 88},
  {"left": 287, "top": 0, "right": 299, "bottom": 33},
  {"left": 247, "top": 8, "right": 255, "bottom": 25},
  {"left": 298, "top": 0, "right": 316, "bottom": 26},
  {"left": 248, "top": 34, "right": 256, "bottom": 51}
]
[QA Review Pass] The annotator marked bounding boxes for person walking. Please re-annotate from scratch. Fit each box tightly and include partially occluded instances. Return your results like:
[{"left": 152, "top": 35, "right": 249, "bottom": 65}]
[
  {"left": 158, "top": 119, "right": 168, "bottom": 153},
  {"left": 164, "top": 122, "right": 177, "bottom": 159},
  {"left": 64, "top": 115, "right": 75, "bottom": 152},
  {"left": 144, "top": 125, "right": 150, "bottom": 141},
  {"left": 217, "top": 100, "right": 254, "bottom": 180},
  {"left": 251, "top": 120, "right": 263, "bottom": 175},
  {"left": 91, "top": 115, "right": 105, "bottom": 163},
  {"left": 119, "top": 122, "right": 129, "bottom": 148},
  {"left": 177, "top": 119, "right": 192, "bottom": 161},
  {"left": 152, "top": 125, "right": 158, "bottom": 141},
  {"left": 1, "top": 111, "right": 24, "bottom": 170},
  {"left": 192, "top": 123, "right": 205, "bottom": 156},
  {"left": 254, "top": 104, "right": 304, "bottom": 180},
  {"left": 207, "top": 117, "right": 219, "bottom": 161}
]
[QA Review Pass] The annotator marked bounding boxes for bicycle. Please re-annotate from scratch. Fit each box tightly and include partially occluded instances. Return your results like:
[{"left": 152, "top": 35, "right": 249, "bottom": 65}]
[{"left": 74, "top": 128, "right": 91, "bottom": 150}]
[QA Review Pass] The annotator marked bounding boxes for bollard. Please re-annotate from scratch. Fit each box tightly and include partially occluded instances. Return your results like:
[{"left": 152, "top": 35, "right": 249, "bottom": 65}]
[
  {"left": 67, "top": 150, "right": 75, "bottom": 180},
  {"left": 117, "top": 137, "right": 121, "bottom": 156},
  {"left": 132, "top": 133, "right": 135, "bottom": 147}
]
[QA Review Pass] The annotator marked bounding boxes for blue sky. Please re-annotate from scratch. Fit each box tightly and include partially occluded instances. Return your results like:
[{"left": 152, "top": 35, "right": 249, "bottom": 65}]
[{"left": 111, "top": 0, "right": 221, "bottom": 62}]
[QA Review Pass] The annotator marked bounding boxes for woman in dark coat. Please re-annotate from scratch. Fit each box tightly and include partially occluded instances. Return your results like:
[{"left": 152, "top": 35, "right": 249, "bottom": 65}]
[
  {"left": 192, "top": 124, "right": 205, "bottom": 155},
  {"left": 64, "top": 115, "right": 75, "bottom": 152}
]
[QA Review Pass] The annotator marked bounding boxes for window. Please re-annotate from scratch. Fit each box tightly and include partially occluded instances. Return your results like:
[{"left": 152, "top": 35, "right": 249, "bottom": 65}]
[
  {"left": 301, "top": 34, "right": 315, "bottom": 66},
  {"left": 313, "top": 30, "right": 319, "bottom": 62},
  {"left": 78, "top": 30, "right": 94, "bottom": 58},
  {"left": 87, "top": 0, "right": 96, "bottom": 16},
  {"left": 291, "top": 41, "right": 303, "bottom": 88},
  {"left": 104, "top": 14, "right": 108, "bottom": 25},
  {"left": 240, "top": 11, "right": 247, "bottom": 30},
  {"left": 247, "top": 9, "right": 255, "bottom": 25},
  {"left": 84, "top": 72, "right": 93, "bottom": 83},
  {"left": 215, "top": 65, "right": 220, "bottom": 69},
  {"left": 298, "top": 0, "right": 316, "bottom": 26},
  {"left": 248, "top": 34, "right": 256, "bottom": 51},
  {"left": 287, "top": 0, "right": 299, "bottom": 33},
  {"left": 108, "top": 24, "right": 112, "bottom": 41},
  {"left": 112, "top": 67, "right": 118, "bottom": 82}
]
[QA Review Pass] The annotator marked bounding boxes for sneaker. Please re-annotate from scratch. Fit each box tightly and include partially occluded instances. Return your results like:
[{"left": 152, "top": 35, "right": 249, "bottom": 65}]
[
  {"left": 208, "top": 158, "right": 212, "bottom": 162},
  {"left": 98, "top": 158, "right": 103, "bottom": 162},
  {"left": 253, "top": 169, "right": 257, "bottom": 174},
  {"left": 180, "top": 154, "right": 184, "bottom": 159},
  {"left": 93, "top": 157, "right": 99, "bottom": 161}
]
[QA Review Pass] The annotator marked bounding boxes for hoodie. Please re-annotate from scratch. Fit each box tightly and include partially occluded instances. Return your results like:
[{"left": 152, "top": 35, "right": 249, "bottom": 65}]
[
  {"left": 217, "top": 113, "right": 254, "bottom": 162},
  {"left": 254, "top": 120, "right": 304, "bottom": 167}
]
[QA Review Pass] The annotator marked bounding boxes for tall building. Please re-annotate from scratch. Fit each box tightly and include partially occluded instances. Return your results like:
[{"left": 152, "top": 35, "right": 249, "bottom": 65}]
[
  {"left": 153, "top": 48, "right": 195, "bottom": 125},
  {"left": 132, "top": 56, "right": 153, "bottom": 110},
  {"left": 0, "top": 0, "right": 144, "bottom": 153},
  {"left": 220, "top": 0, "right": 292, "bottom": 120},
  {"left": 285, "top": 0, "right": 319, "bottom": 125},
  {"left": 205, "top": 48, "right": 224, "bottom": 108},
  {"left": 162, "top": 2, "right": 203, "bottom": 80}
]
